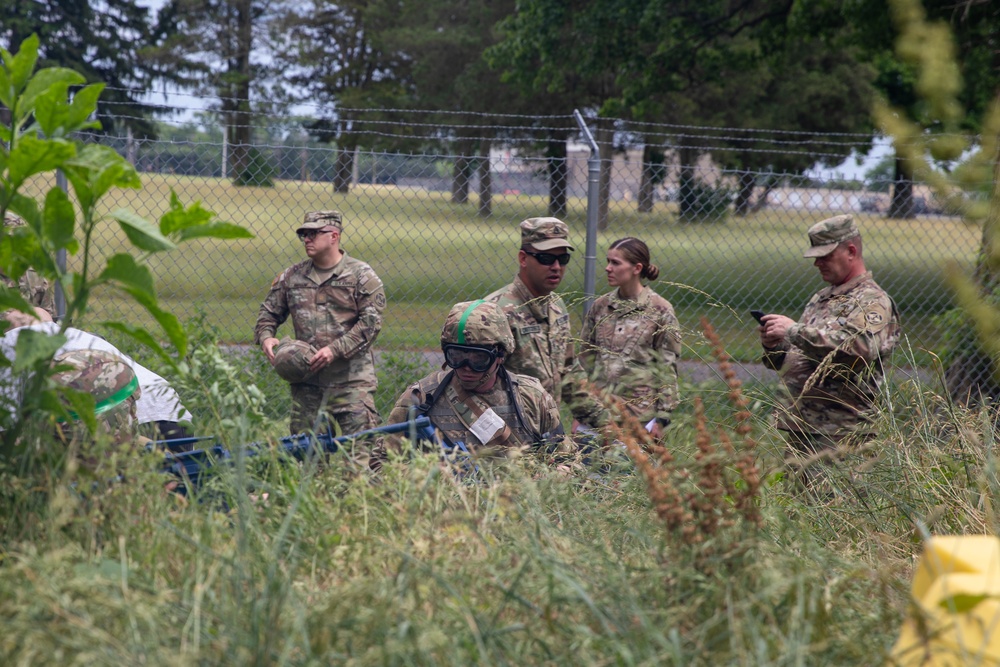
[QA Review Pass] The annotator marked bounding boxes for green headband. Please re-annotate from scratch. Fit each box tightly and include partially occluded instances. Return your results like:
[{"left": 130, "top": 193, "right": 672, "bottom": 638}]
[
  {"left": 62, "top": 374, "right": 139, "bottom": 421},
  {"left": 456, "top": 299, "right": 485, "bottom": 345}
]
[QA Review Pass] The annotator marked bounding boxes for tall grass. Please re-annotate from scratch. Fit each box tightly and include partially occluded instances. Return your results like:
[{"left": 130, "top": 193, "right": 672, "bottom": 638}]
[{"left": 2, "top": 325, "right": 996, "bottom": 664}]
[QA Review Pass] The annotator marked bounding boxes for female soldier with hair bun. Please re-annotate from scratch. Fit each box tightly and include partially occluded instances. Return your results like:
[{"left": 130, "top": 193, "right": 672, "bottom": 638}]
[{"left": 580, "top": 237, "right": 681, "bottom": 438}]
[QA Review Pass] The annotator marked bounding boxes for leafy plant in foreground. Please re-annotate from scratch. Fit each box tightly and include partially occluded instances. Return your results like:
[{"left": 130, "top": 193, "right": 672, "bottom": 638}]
[{"left": 0, "top": 34, "right": 252, "bottom": 455}]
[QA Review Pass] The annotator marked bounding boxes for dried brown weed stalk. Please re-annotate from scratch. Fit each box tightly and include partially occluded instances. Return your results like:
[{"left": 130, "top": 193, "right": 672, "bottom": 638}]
[{"left": 612, "top": 318, "right": 763, "bottom": 552}]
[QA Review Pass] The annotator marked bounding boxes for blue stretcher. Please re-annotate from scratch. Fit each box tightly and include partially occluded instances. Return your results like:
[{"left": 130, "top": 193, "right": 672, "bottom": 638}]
[{"left": 159, "top": 417, "right": 438, "bottom": 494}]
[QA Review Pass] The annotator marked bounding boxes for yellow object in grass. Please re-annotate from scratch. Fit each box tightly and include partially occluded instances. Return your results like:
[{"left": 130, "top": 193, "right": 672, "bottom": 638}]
[{"left": 891, "top": 535, "right": 1000, "bottom": 666}]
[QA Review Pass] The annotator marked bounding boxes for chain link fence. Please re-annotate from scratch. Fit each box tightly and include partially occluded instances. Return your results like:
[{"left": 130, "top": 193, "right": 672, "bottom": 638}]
[{"left": 59, "top": 113, "right": 983, "bottom": 374}]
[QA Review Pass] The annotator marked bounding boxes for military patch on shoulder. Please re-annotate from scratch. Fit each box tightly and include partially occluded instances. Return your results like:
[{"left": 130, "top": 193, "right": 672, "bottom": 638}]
[
  {"left": 374, "top": 293, "right": 386, "bottom": 308},
  {"left": 866, "top": 311, "right": 884, "bottom": 326},
  {"left": 520, "top": 324, "right": 542, "bottom": 335},
  {"left": 271, "top": 271, "right": 285, "bottom": 287}
]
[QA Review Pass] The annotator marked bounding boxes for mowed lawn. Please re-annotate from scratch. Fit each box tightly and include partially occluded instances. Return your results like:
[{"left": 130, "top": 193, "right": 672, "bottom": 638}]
[{"left": 29, "top": 172, "right": 978, "bottom": 362}]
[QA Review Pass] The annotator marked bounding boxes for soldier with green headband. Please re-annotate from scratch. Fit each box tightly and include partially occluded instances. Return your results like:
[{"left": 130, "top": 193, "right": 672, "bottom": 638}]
[{"left": 385, "top": 300, "right": 568, "bottom": 457}]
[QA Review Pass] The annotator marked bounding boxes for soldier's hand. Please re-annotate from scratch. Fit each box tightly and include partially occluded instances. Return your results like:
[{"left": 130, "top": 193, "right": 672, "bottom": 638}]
[
  {"left": 262, "top": 337, "right": 280, "bottom": 362},
  {"left": 760, "top": 314, "right": 795, "bottom": 347},
  {"left": 309, "top": 345, "right": 335, "bottom": 372}
]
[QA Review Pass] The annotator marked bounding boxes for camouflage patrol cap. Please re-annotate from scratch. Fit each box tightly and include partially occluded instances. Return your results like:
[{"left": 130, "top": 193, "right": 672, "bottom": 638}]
[
  {"left": 3, "top": 211, "right": 25, "bottom": 227},
  {"left": 272, "top": 338, "right": 319, "bottom": 383},
  {"left": 51, "top": 349, "right": 139, "bottom": 418},
  {"left": 298, "top": 210, "right": 343, "bottom": 232},
  {"left": 441, "top": 300, "right": 515, "bottom": 354},
  {"left": 803, "top": 214, "right": 860, "bottom": 258},
  {"left": 520, "top": 217, "right": 575, "bottom": 252}
]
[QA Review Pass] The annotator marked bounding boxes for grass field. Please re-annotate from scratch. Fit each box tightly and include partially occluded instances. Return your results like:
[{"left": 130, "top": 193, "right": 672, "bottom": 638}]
[
  {"left": 32, "top": 172, "right": 977, "bottom": 364},
  {"left": 2, "top": 331, "right": 996, "bottom": 664}
]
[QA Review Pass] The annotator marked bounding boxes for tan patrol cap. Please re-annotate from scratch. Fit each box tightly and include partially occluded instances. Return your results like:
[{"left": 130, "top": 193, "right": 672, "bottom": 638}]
[
  {"left": 803, "top": 215, "right": 860, "bottom": 258},
  {"left": 298, "top": 210, "right": 343, "bottom": 232},
  {"left": 520, "top": 217, "right": 575, "bottom": 252}
]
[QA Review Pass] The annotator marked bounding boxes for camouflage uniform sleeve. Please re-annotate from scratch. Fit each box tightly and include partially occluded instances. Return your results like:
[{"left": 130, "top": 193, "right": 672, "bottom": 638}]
[
  {"left": 327, "top": 267, "right": 385, "bottom": 361},
  {"left": 579, "top": 304, "right": 598, "bottom": 373},
  {"left": 253, "top": 271, "right": 290, "bottom": 344},
  {"left": 761, "top": 344, "right": 788, "bottom": 371},
  {"left": 387, "top": 381, "right": 425, "bottom": 425},
  {"left": 560, "top": 344, "right": 611, "bottom": 427},
  {"left": 653, "top": 306, "right": 682, "bottom": 418},
  {"left": 787, "top": 292, "right": 896, "bottom": 363}
]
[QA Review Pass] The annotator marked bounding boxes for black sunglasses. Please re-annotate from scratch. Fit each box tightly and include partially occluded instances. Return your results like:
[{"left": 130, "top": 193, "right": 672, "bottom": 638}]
[
  {"left": 297, "top": 229, "right": 334, "bottom": 240},
  {"left": 523, "top": 249, "right": 571, "bottom": 266},
  {"left": 442, "top": 344, "right": 500, "bottom": 373}
]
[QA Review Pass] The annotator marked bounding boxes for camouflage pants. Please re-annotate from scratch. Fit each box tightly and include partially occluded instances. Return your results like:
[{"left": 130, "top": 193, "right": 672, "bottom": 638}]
[{"left": 289, "top": 383, "right": 379, "bottom": 436}]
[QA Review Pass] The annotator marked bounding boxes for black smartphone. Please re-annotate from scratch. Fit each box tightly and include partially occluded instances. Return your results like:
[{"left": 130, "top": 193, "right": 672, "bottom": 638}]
[{"left": 750, "top": 309, "right": 766, "bottom": 324}]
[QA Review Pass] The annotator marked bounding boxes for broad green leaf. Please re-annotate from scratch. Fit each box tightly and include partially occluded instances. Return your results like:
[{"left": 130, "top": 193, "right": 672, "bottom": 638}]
[
  {"left": 9, "top": 192, "right": 41, "bottom": 230},
  {"left": 30, "top": 82, "right": 72, "bottom": 137},
  {"left": 99, "top": 253, "right": 155, "bottom": 299},
  {"left": 7, "top": 35, "right": 39, "bottom": 94},
  {"left": 113, "top": 210, "right": 176, "bottom": 253},
  {"left": 56, "top": 386, "right": 98, "bottom": 436},
  {"left": 65, "top": 145, "right": 140, "bottom": 200},
  {"left": 65, "top": 84, "right": 105, "bottom": 132},
  {"left": 101, "top": 321, "right": 175, "bottom": 367},
  {"left": 939, "top": 593, "right": 991, "bottom": 614},
  {"left": 159, "top": 192, "right": 213, "bottom": 235},
  {"left": 12, "top": 329, "right": 65, "bottom": 373},
  {"left": 21, "top": 68, "right": 86, "bottom": 120},
  {"left": 42, "top": 187, "right": 77, "bottom": 250},
  {"left": 0, "top": 288, "right": 34, "bottom": 314},
  {"left": 0, "top": 70, "right": 11, "bottom": 111},
  {"left": 175, "top": 221, "right": 254, "bottom": 242},
  {"left": 62, "top": 163, "right": 95, "bottom": 213},
  {"left": 7, "top": 136, "right": 75, "bottom": 189},
  {"left": 125, "top": 288, "right": 186, "bottom": 357}
]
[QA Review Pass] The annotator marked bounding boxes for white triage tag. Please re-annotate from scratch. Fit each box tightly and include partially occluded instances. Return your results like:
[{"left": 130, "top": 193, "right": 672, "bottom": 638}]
[
  {"left": 470, "top": 408, "right": 505, "bottom": 444},
  {"left": 645, "top": 418, "right": 657, "bottom": 433}
]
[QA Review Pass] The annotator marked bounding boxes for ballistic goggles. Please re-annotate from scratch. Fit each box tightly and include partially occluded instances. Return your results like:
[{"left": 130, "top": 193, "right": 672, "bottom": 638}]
[
  {"left": 523, "top": 249, "right": 571, "bottom": 266},
  {"left": 442, "top": 344, "right": 500, "bottom": 373},
  {"left": 296, "top": 228, "right": 335, "bottom": 241}
]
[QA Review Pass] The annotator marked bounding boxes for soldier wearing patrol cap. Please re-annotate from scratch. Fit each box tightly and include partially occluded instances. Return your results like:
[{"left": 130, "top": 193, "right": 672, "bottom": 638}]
[
  {"left": 2, "top": 211, "right": 56, "bottom": 319},
  {"left": 758, "top": 214, "right": 900, "bottom": 466},
  {"left": 483, "top": 217, "right": 609, "bottom": 431},
  {"left": 386, "top": 300, "right": 566, "bottom": 456},
  {"left": 255, "top": 210, "right": 386, "bottom": 437}
]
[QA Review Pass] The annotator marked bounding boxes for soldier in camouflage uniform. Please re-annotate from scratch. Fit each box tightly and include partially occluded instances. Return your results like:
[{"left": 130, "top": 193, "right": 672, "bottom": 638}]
[
  {"left": 759, "top": 215, "right": 900, "bottom": 459},
  {"left": 484, "top": 218, "right": 609, "bottom": 430},
  {"left": 386, "top": 300, "right": 567, "bottom": 457},
  {"left": 255, "top": 211, "right": 386, "bottom": 436},
  {"left": 581, "top": 238, "right": 681, "bottom": 437},
  {"left": 2, "top": 212, "right": 55, "bottom": 318},
  {"left": 51, "top": 349, "right": 141, "bottom": 448}
]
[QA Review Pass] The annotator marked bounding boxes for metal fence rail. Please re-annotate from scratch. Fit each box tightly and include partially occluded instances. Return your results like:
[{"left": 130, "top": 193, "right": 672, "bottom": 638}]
[{"left": 64, "top": 112, "right": 984, "bottom": 373}]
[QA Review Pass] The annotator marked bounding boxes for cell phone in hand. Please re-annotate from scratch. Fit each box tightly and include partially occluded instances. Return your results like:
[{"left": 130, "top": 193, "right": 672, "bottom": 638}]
[{"left": 750, "top": 310, "right": 766, "bottom": 324}]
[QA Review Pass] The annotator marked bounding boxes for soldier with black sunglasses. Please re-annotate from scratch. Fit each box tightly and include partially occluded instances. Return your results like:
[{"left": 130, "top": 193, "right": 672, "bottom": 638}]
[{"left": 484, "top": 218, "right": 610, "bottom": 432}]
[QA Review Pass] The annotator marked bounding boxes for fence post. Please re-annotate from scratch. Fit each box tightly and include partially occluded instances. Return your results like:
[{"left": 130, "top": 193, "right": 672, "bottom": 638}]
[
  {"left": 54, "top": 170, "right": 68, "bottom": 320},
  {"left": 574, "top": 109, "right": 600, "bottom": 317}
]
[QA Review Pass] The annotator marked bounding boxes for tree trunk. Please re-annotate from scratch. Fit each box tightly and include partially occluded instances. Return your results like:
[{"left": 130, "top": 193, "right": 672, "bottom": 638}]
[
  {"left": 734, "top": 170, "right": 756, "bottom": 217},
  {"left": 225, "top": 0, "right": 253, "bottom": 184},
  {"left": 333, "top": 146, "right": 354, "bottom": 193},
  {"left": 596, "top": 117, "right": 613, "bottom": 230},
  {"left": 637, "top": 145, "right": 657, "bottom": 214},
  {"left": 751, "top": 181, "right": 774, "bottom": 213},
  {"left": 888, "top": 156, "right": 915, "bottom": 219},
  {"left": 451, "top": 140, "right": 473, "bottom": 203},
  {"left": 547, "top": 137, "right": 568, "bottom": 217},
  {"left": 478, "top": 138, "right": 492, "bottom": 218}
]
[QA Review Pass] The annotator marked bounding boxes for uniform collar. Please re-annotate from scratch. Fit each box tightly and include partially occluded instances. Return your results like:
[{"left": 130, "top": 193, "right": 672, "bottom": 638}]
[
  {"left": 608, "top": 285, "right": 650, "bottom": 310},
  {"left": 512, "top": 275, "right": 554, "bottom": 321},
  {"left": 823, "top": 270, "right": 872, "bottom": 298}
]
